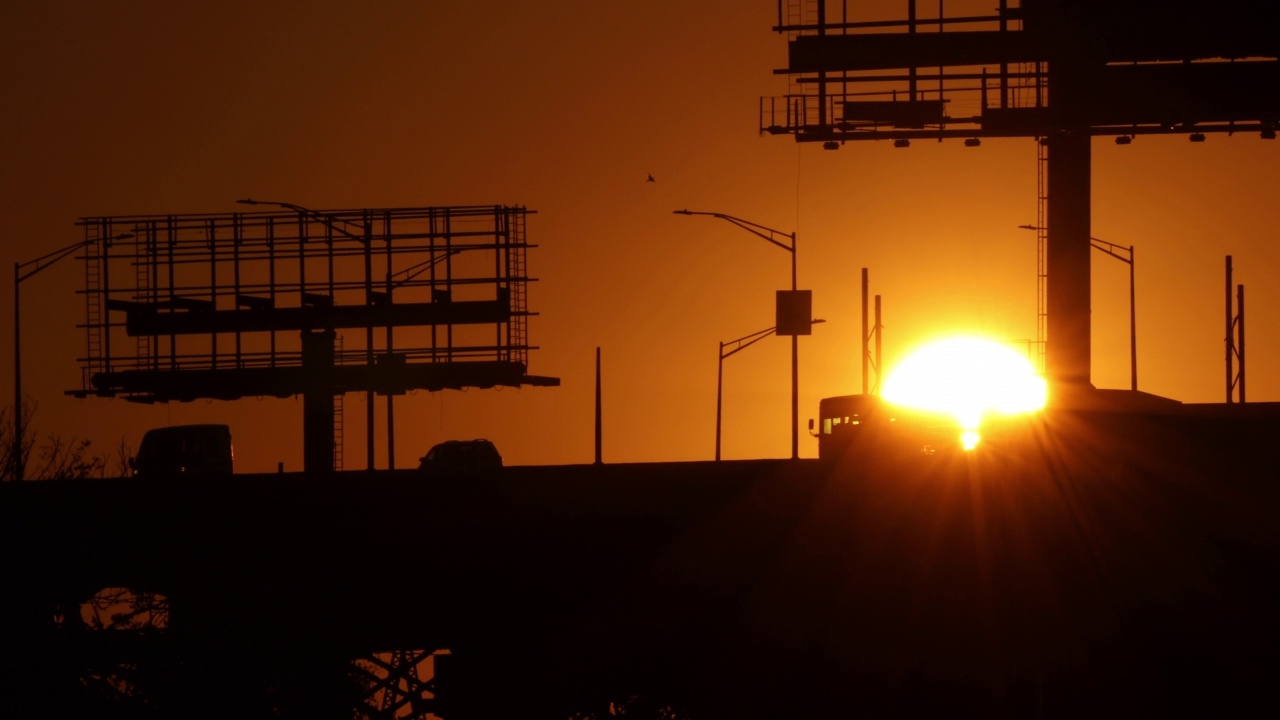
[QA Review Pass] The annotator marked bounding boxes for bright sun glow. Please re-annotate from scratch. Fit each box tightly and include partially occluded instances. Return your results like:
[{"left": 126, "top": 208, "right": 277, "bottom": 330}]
[{"left": 882, "top": 337, "right": 1047, "bottom": 446}]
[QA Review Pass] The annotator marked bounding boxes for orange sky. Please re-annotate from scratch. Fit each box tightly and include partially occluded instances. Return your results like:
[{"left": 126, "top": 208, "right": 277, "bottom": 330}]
[{"left": 3, "top": 1, "right": 1279, "bottom": 471}]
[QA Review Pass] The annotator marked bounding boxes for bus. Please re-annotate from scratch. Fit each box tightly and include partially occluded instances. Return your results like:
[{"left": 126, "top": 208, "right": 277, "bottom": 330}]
[{"left": 814, "top": 394, "right": 966, "bottom": 460}]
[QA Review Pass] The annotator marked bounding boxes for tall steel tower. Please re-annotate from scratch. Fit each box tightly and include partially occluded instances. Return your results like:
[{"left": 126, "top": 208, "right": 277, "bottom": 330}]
[{"left": 762, "top": 0, "right": 1278, "bottom": 394}]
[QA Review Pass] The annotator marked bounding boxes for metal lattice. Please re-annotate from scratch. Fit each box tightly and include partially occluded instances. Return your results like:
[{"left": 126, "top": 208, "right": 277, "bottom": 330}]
[{"left": 71, "top": 204, "right": 557, "bottom": 403}]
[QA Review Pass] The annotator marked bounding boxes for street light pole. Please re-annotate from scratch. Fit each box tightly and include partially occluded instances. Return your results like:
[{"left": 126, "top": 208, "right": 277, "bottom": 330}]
[
  {"left": 716, "top": 340, "right": 723, "bottom": 461},
  {"left": 1128, "top": 245, "right": 1137, "bottom": 392},
  {"left": 1089, "top": 237, "right": 1137, "bottom": 392},
  {"left": 716, "top": 326, "right": 776, "bottom": 462},
  {"left": 12, "top": 233, "right": 133, "bottom": 481},
  {"left": 715, "top": 320, "right": 823, "bottom": 461},
  {"left": 789, "top": 234, "right": 799, "bottom": 461},
  {"left": 1019, "top": 225, "right": 1137, "bottom": 391},
  {"left": 676, "top": 209, "right": 804, "bottom": 459}
]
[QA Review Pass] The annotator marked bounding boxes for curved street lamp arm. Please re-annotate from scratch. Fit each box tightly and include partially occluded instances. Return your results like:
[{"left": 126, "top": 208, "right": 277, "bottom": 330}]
[
  {"left": 1019, "top": 223, "right": 1133, "bottom": 265},
  {"left": 237, "top": 198, "right": 368, "bottom": 243},
  {"left": 17, "top": 233, "right": 134, "bottom": 283},
  {"left": 674, "top": 210, "right": 795, "bottom": 253},
  {"left": 720, "top": 318, "right": 823, "bottom": 361},
  {"left": 720, "top": 326, "right": 777, "bottom": 360},
  {"left": 13, "top": 230, "right": 132, "bottom": 481},
  {"left": 1089, "top": 238, "right": 1133, "bottom": 264}
]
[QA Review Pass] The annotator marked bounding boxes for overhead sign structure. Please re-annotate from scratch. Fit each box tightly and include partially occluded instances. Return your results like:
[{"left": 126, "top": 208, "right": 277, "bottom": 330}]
[
  {"left": 761, "top": 0, "right": 1278, "bottom": 390},
  {"left": 70, "top": 204, "right": 558, "bottom": 472}
]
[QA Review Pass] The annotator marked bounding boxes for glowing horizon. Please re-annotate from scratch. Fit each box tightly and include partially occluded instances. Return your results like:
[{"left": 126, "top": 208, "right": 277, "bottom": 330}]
[{"left": 882, "top": 336, "right": 1048, "bottom": 444}]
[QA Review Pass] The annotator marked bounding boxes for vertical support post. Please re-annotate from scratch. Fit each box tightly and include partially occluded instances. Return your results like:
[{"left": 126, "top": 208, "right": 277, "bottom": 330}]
[
  {"left": 385, "top": 217, "right": 395, "bottom": 471},
  {"left": 364, "top": 214, "right": 375, "bottom": 470},
  {"left": 302, "top": 330, "right": 337, "bottom": 476},
  {"left": 98, "top": 234, "right": 111, "bottom": 375},
  {"left": 1045, "top": 127, "right": 1092, "bottom": 392},
  {"left": 790, "top": 232, "right": 799, "bottom": 461},
  {"left": 908, "top": 0, "right": 918, "bottom": 101},
  {"left": 1129, "top": 245, "right": 1137, "bottom": 392},
  {"left": 233, "top": 216, "right": 243, "bottom": 367},
  {"left": 874, "top": 294, "right": 883, "bottom": 395},
  {"left": 998, "top": 0, "right": 1009, "bottom": 109},
  {"left": 1237, "top": 284, "right": 1246, "bottom": 403},
  {"left": 861, "top": 268, "right": 870, "bottom": 395},
  {"left": 791, "top": 333, "right": 799, "bottom": 460},
  {"left": 386, "top": 394, "right": 395, "bottom": 469},
  {"left": 594, "top": 347, "right": 602, "bottom": 465},
  {"left": 715, "top": 342, "right": 724, "bottom": 462},
  {"left": 815, "top": 0, "right": 828, "bottom": 127},
  {"left": 1226, "top": 255, "right": 1234, "bottom": 403},
  {"left": 12, "top": 262, "right": 22, "bottom": 481},
  {"left": 207, "top": 220, "right": 218, "bottom": 369}
]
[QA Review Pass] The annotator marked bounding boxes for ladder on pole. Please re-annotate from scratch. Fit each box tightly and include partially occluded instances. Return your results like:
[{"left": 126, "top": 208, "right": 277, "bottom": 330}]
[
  {"left": 505, "top": 208, "right": 529, "bottom": 366},
  {"left": 333, "top": 334, "right": 344, "bottom": 472},
  {"left": 83, "top": 224, "right": 105, "bottom": 383}
]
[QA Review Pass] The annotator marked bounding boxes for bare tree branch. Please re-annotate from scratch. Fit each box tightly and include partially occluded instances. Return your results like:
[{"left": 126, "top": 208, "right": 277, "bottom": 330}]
[{"left": 2, "top": 398, "right": 112, "bottom": 481}]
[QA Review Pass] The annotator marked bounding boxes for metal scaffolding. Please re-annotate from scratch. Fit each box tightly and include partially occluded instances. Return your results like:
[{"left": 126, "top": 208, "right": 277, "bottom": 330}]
[{"left": 69, "top": 204, "right": 558, "bottom": 472}]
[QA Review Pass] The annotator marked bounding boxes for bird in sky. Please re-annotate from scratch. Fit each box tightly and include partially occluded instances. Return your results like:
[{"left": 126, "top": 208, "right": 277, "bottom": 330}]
[{"left": 646, "top": 173, "right": 655, "bottom": 182}]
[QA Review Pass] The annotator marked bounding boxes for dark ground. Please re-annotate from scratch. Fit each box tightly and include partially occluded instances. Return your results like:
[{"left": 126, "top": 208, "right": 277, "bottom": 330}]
[{"left": 2, "top": 409, "right": 1278, "bottom": 718}]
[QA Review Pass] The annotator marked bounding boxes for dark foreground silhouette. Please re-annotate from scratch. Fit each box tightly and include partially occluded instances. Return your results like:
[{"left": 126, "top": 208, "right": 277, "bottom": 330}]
[{"left": 2, "top": 409, "right": 1278, "bottom": 718}]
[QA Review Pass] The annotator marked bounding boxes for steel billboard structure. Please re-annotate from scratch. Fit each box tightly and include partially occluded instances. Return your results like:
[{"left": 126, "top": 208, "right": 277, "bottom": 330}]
[{"left": 69, "top": 204, "right": 557, "bottom": 472}]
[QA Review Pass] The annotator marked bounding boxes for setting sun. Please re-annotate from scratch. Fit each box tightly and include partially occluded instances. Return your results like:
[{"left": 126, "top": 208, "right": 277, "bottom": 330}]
[{"left": 882, "top": 337, "right": 1047, "bottom": 448}]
